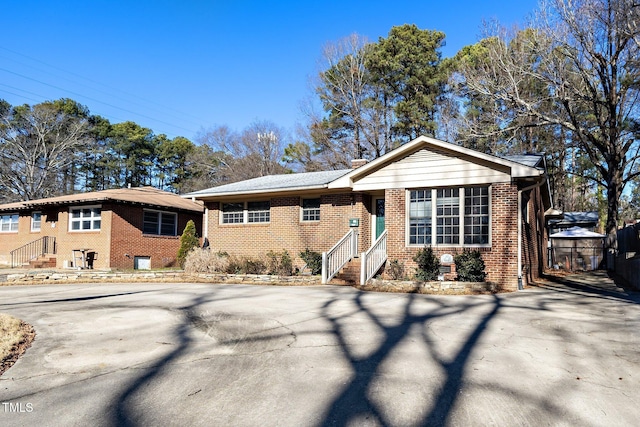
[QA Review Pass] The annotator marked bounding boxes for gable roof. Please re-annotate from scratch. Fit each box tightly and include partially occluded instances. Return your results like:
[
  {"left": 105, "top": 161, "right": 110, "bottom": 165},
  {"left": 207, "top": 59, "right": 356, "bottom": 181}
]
[
  {"left": 329, "top": 136, "right": 544, "bottom": 189},
  {"left": 0, "top": 187, "right": 204, "bottom": 213}
]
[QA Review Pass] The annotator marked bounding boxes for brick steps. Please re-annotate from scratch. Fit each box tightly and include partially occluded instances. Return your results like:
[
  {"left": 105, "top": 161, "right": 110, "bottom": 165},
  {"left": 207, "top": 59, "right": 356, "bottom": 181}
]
[
  {"left": 329, "top": 259, "right": 361, "bottom": 285},
  {"left": 28, "top": 256, "right": 57, "bottom": 269}
]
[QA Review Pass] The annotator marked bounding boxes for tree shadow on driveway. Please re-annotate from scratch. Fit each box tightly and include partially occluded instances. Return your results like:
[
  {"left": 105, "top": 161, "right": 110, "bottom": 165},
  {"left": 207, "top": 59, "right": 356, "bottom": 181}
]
[
  {"left": 318, "top": 292, "right": 502, "bottom": 427},
  {"left": 107, "top": 280, "right": 630, "bottom": 427}
]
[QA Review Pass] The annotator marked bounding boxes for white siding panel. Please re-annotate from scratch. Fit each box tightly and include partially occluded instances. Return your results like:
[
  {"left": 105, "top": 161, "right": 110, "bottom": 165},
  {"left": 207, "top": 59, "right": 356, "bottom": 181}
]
[{"left": 352, "top": 148, "right": 511, "bottom": 191}]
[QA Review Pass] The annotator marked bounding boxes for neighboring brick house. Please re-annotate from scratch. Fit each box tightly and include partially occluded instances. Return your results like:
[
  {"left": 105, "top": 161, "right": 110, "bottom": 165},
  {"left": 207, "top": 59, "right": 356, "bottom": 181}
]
[
  {"left": 0, "top": 187, "right": 203, "bottom": 270},
  {"left": 184, "top": 136, "right": 553, "bottom": 290}
]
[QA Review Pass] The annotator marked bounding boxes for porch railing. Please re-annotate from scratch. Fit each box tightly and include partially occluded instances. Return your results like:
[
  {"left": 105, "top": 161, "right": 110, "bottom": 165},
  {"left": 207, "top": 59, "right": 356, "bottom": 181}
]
[
  {"left": 322, "top": 229, "right": 358, "bottom": 284},
  {"left": 10, "top": 236, "right": 57, "bottom": 268},
  {"left": 360, "top": 229, "right": 388, "bottom": 285}
]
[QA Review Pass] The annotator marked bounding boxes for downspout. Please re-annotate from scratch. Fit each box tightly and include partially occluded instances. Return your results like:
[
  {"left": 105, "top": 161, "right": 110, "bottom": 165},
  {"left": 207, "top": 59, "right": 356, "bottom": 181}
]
[
  {"left": 203, "top": 206, "right": 209, "bottom": 243},
  {"left": 517, "top": 177, "right": 546, "bottom": 290}
]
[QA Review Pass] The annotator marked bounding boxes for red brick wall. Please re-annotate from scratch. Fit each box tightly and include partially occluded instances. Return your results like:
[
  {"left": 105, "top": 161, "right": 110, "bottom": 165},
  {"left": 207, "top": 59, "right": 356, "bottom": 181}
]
[
  {"left": 384, "top": 183, "right": 521, "bottom": 290},
  {"left": 205, "top": 193, "right": 371, "bottom": 268},
  {"left": 521, "top": 185, "right": 547, "bottom": 286},
  {"left": 109, "top": 203, "right": 203, "bottom": 269},
  {"left": 203, "top": 183, "right": 546, "bottom": 290}
]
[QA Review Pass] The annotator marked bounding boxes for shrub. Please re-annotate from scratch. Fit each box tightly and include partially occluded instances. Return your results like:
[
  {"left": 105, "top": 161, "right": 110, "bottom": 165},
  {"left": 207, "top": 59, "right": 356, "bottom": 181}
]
[
  {"left": 299, "top": 248, "right": 323, "bottom": 275},
  {"left": 413, "top": 247, "right": 440, "bottom": 281},
  {"left": 266, "top": 250, "right": 293, "bottom": 276},
  {"left": 177, "top": 220, "right": 199, "bottom": 268},
  {"left": 184, "top": 248, "right": 229, "bottom": 273},
  {"left": 454, "top": 250, "right": 487, "bottom": 282},
  {"left": 387, "top": 259, "right": 405, "bottom": 280},
  {"left": 226, "top": 255, "right": 267, "bottom": 275}
]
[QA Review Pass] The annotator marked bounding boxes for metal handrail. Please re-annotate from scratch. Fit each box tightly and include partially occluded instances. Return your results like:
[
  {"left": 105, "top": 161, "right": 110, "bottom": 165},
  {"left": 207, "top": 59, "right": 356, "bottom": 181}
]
[
  {"left": 10, "top": 236, "right": 57, "bottom": 268},
  {"left": 322, "top": 229, "right": 358, "bottom": 284},
  {"left": 360, "top": 230, "right": 388, "bottom": 285}
]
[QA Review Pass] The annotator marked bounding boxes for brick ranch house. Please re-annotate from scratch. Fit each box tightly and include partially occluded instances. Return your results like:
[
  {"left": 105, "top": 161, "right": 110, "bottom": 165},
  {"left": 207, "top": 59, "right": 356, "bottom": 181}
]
[
  {"left": 0, "top": 186, "right": 203, "bottom": 270},
  {"left": 184, "top": 136, "right": 553, "bottom": 290}
]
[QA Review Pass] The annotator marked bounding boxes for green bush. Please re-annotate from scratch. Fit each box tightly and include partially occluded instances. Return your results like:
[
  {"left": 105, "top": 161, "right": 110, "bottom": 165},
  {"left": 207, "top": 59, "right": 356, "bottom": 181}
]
[
  {"left": 299, "top": 248, "right": 323, "bottom": 275},
  {"left": 266, "top": 250, "right": 293, "bottom": 276},
  {"left": 413, "top": 247, "right": 440, "bottom": 281},
  {"left": 454, "top": 250, "right": 487, "bottom": 282},
  {"left": 177, "top": 220, "right": 199, "bottom": 268}
]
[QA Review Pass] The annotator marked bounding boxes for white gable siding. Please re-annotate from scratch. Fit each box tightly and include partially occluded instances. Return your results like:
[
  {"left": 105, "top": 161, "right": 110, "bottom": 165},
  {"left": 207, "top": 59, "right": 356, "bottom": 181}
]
[{"left": 352, "top": 148, "right": 512, "bottom": 191}]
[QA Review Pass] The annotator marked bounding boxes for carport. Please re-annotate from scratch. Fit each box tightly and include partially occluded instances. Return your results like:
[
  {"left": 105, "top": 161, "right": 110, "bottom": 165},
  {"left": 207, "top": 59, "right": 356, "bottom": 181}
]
[{"left": 549, "top": 226, "right": 605, "bottom": 271}]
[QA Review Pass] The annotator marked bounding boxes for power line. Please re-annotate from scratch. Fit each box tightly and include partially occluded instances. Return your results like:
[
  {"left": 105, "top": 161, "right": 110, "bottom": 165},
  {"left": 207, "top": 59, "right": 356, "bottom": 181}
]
[
  {"left": 0, "top": 52, "right": 206, "bottom": 130},
  {"left": 0, "top": 67, "right": 200, "bottom": 136},
  {"left": 0, "top": 45, "right": 211, "bottom": 126},
  {"left": 0, "top": 46, "right": 206, "bottom": 135}
]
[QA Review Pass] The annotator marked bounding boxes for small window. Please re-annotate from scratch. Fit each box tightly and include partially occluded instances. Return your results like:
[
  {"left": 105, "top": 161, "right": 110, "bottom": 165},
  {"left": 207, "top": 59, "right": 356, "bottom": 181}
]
[
  {"left": 143, "top": 210, "right": 177, "bottom": 236},
  {"left": 302, "top": 198, "right": 320, "bottom": 221},
  {"left": 222, "top": 203, "right": 244, "bottom": 224},
  {"left": 221, "top": 201, "right": 270, "bottom": 224},
  {"left": 31, "top": 212, "right": 42, "bottom": 232},
  {"left": 0, "top": 213, "right": 19, "bottom": 233},
  {"left": 247, "top": 201, "right": 270, "bottom": 223},
  {"left": 69, "top": 206, "right": 101, "bottom": 231}
]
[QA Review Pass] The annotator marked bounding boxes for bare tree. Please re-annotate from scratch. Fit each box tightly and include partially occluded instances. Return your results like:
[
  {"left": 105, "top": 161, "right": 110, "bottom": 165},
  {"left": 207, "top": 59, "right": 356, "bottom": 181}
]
[
  {"left": 0, "top": 99, "right": 90, "bottom": 201},
  {"left": 194, "top": 121, "right": 288, "bottom": 186},
  {"left": 453, "top": 0, "right": 640, "bottom": 242}
]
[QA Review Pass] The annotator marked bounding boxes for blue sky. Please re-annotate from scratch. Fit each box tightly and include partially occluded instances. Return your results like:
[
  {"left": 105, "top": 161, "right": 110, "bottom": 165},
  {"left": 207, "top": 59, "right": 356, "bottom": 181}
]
[{"left": 1, "top": 0, "right": 538, "bottom": 141}]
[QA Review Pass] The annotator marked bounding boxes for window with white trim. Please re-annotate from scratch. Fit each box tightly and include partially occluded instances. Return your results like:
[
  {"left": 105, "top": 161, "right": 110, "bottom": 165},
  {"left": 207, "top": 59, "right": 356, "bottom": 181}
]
[
  {"left": 464, "top": 187, "right": 490, "bottom": 244},
  {"left": 143, "top": 210, "right": 177, "bottom": 236},
  {"left": 408, "top": 186, "right": 490, "bottom": 246},
  {"left": 31, "top": 212, "right": 42, "bottom": 232},
  {"left": 221, "top": 203, "right": 244, "bottom": 224},
  {"left": 409, "top": 190, "right": 431, "bottom": 245},
  {"left": 248, "top": 201, "right": 270, "bottom": 223},
  {"left": 69, "top": 206, "right": 101, "bottom": 231},
  {"left": 436, "top": 188, "right": 460, "bottom": 244},
  {"left": 221, "top": 201, "right": 270, "bottom": 224},
  {"left": 301, "top": 198, "right": 320, "bottom": 221},
  {"left": 0, "top": 213, "right": 19, "bottom": 233}
]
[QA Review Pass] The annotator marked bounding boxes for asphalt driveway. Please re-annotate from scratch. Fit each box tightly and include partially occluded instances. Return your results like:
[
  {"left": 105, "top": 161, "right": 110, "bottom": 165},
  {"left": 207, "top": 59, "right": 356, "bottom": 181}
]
[{"left": 1, "top": 273, "right": 639, "bottom": 426}]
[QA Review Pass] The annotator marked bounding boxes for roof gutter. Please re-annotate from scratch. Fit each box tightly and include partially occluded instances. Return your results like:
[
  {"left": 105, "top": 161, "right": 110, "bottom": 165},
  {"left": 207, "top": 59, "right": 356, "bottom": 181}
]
[{"left": 183, "top": 183, "right": 341, "bottom": 200}]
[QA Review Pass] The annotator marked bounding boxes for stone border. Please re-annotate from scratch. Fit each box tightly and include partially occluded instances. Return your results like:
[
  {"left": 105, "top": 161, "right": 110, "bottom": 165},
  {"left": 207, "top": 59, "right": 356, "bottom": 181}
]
[
  {"left": 360, "top": 278, "right": 500, "bottom": 294},
  {"left": 0, "top": 270, "right": 500, "bottom": 294},
  {"left": 0, "top": 270, "right": 321, "bottom": 286}
]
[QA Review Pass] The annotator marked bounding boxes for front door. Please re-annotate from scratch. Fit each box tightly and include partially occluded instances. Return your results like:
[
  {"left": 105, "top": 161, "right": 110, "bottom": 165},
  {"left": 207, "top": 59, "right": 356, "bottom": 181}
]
[{"left": 375, "top": 198, "right": 385, "bottom": 239}]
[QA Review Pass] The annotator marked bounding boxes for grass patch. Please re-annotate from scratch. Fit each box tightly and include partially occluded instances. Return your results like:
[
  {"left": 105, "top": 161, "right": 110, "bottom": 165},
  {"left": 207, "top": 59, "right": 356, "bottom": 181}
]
[{"left": 0, "top": 313, "right": 35, "bottom": 376}]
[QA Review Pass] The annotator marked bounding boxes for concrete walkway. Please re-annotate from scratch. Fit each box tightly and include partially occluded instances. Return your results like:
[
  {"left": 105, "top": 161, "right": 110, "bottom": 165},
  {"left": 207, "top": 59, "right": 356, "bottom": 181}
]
[{"left": 0, "top": 273, "right": 639, "bottom": 426}]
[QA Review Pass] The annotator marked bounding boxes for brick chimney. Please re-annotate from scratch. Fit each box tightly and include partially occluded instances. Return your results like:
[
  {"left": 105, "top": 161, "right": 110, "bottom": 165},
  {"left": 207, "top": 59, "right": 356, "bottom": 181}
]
[{"left": 351, "top": 159, "right": 369, "bottom": 169}]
